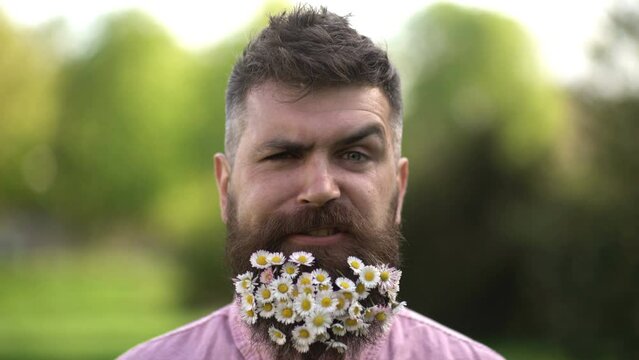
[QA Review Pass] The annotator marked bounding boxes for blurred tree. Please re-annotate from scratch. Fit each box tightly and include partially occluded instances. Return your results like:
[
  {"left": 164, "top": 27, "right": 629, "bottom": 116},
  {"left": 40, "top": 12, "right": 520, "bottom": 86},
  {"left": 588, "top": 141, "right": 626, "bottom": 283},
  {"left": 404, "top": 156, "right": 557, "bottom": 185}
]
[
  {"left": 51, "top": 11, "right": 197, "bottom": 234},
  {"left": 0, "top": 12, "right": 59, "bottom": 208},
  {"left": 395, "top": 3, "right": 566, "bottom": 339},
  {"left": 530, "top": 1, "right": 639, "bottom": 358}
]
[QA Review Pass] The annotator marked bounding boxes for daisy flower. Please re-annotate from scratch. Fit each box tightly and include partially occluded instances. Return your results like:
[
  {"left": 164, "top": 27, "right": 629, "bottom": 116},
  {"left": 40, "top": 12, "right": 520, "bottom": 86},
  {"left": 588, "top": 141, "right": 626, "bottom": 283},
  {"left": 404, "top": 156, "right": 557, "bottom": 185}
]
[
  {"left": 294, "top": 293, "right": 315, "bottom": 316},
  {"left": 359, "top": 265, "right": 380, "bottom": 288},
  {"left": 311, "top": 269, "right": 331, "bottom": 285},
  {"left": 240, "top": 293, "right": 256, "bottom": 310},
  {"left": 318, "top": 283, "right": 331, "bottom": 292},
  {"left": 250, "top": 250, "right": 271, "bottom": 269},
  {"left": 233, "top": 271, "right": 256, "bottom": 294},
  {"left": 293, "top": 342, "right": 310, "bottom": 353},
  {"left": 338, "top": 289, "right": 357, "bottom": 303},
  {"left": 374, "top": 306, "right": 393, "bottom": 332},
  {"left": 343, "top": 317, "right": 363, "bottom": 332},
  {"left": 275, "top": 302, "right": 296, "bottom": 324},
  {"left": 241, "top": 307, "right": 257, "bottom": 325},
  {"left": 335, "top": 277, "right": 356, "bottom": 292},
  {"left": 377, "top": 264, "right": 402, "bottom": 295},
  {"left": 259, "top": 268, "right": 275, "bottom": 284},
  {"left": 292, "top": 325, "right": 316, "bottom": 346},
  {"left": 298, "top": 284, "right": 314, "bottom": 296},
  {"left": 347, "top": 256, "right": 364, "bottom": 274},
  {"left": 270, "top": 276, "right": 294, "bottom": 300},
  {"left": 296, "top": 272, "right": 314, "bottom": 287},
  {"left": 255, "top": 284, "right": 274, "bottom": 303},
  {"left": 268, "top": 326, "right": 286, "bottom": 346},
  {"left": 333, "top": 292, "right": 349, "bottom": 316},
  {"left": 305, "top": 309, "right": 332, "bottom": 334},
  {"left": 331, "top": 323, "right": 346, "bottom": 336},
  {"left": 259, "top": 302, "right": 276, "bottom": 318},
  {"left": 269, "top": 252, "right": 285, "bottom": 266},
  {"left": 281, "top": 262, "right": 299, "bottom": 278},
  {"left": 348, "top": 300, "right": 364, "bottom": 318},
  {"left": 326, "top": 340, "right": 348, "bottom": 354},
  {"left": 354, "top": 280, "right": 369, "bottom": 300},
  {"left": 315, "top": 290, "right": 337, "bottom": 313},
  {"left": 290, "top": 251, "right": 314, "bottom": 266},
  {"left": 391, "top": 300, "right": 407, "bottom": 314}
]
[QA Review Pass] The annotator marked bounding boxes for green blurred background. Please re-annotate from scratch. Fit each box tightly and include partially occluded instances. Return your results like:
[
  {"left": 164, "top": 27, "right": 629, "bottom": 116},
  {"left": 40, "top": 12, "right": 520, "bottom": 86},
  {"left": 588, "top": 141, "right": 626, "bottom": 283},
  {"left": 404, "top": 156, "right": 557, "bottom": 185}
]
[{"left": 1, "top": 1, "right": 637, "bottom": 359}]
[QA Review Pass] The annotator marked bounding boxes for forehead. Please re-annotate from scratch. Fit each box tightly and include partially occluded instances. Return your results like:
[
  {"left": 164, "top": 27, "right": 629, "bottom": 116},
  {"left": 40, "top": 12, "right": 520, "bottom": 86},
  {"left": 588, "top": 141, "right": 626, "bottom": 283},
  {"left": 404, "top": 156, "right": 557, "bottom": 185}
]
[{"left": 240, "top": 82, "right": 392, "bottom": 142}]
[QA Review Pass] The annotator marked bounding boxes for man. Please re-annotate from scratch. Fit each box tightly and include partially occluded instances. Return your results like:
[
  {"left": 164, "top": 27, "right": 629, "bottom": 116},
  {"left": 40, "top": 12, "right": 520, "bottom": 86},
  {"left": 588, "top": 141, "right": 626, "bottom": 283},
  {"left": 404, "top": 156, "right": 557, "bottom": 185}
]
[{"left": 120, "top": 6, "right": 504, "bottom": 360}]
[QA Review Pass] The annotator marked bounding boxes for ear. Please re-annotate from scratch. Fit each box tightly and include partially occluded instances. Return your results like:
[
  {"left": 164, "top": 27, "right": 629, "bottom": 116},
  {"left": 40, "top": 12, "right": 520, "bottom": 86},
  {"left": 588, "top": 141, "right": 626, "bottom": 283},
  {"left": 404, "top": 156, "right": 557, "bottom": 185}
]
[
  {"left": 214, "top": 153, "right": 231, "bottom": 224},
  {"left": 394, "top": 157, "right": 409, "bottom": 225}
]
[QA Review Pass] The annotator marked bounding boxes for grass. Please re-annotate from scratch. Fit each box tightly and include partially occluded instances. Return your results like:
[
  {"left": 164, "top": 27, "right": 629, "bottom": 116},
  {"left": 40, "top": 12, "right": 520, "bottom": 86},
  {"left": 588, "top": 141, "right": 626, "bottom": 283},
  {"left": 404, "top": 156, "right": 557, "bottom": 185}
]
[{"left": 0, "top": 246, "right": 219, "bottom": 360}]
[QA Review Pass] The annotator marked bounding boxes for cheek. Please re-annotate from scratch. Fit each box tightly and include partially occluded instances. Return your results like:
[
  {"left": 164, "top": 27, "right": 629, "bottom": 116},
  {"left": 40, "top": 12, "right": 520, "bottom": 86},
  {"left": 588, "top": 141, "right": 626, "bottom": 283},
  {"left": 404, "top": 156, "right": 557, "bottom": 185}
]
[{"left": 233, "top": 172, "right": 296, "bottom": 225}]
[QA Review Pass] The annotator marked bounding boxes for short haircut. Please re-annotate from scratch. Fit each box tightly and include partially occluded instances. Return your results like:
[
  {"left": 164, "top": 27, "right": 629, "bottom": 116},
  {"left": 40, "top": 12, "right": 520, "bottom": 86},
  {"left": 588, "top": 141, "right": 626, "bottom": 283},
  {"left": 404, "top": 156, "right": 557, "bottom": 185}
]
[{"left": 224, "top": 6, "right": 403, "bottom": 163}]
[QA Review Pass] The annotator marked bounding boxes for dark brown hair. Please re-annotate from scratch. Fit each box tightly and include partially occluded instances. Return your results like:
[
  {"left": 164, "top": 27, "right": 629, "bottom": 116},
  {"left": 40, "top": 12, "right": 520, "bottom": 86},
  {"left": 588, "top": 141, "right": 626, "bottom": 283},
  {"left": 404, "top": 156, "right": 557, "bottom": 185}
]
[{"left": 224, "top": 6, "right": 403, "bottom": 162}]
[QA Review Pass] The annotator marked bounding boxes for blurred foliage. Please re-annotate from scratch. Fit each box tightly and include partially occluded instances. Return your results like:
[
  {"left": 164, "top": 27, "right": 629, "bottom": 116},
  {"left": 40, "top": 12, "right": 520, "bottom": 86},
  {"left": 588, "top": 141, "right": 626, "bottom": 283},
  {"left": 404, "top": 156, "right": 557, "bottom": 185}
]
[{"left": 0, "top": 1, "right": 638, "bottom": 359}]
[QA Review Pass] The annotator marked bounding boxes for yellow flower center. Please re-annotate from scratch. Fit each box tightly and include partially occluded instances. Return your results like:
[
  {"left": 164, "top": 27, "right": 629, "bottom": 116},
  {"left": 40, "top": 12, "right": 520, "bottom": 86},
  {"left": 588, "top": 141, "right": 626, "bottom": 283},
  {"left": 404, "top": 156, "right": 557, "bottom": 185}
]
[
  {"left": 321, "top": 297, "right": 332, "bottom": 307},
  {"left": 246, "top": 309, "right": 254, "bottom": 317},
  {"left": 282, "top": 308, "right": 293, "bottom": 318},
  {"left": 272, "top": 256, "right": 281, "bottom": 263},
  {"left": 300, "top": 329, "right": 310, "bottom": 338},
  {"left": 343, "top": 292, "right": 353, "bottom": 301},
  {"left": 351, "top": 261, "right": 360, "bottom": 269},
  {"left": 356, "top": 283, "right": 366, "bottom": 294},
  {"left": 263, "top": 303, "right": 273, "bottom": 311},
  {"left": 340, "top": 281, "right": 350, "bottom": 289},
  {"left": 345, "top": 318, "right": 357, "bottom": 327},
  {"left": 274, "top": 331, "right": 283, "bottom": 338},
  {"left": 302, "top": 299, "right": 312, "bottom": 311},
  {"left": 278, "top": 284, "right": 289, "bottom": 293},
  {"left": 301, "top": 277, "right": 311, "bottom": 286},
  {"left": 364, "top": 271, "right": 374, "bottom": 282},
  {"left": 303, "top": 286, "right": 313, "bottom": 294},
  {"left": 336, "top": 297, "right": 345, "bottom": 309},
  {"left": 242, "top": 280, "right": 250, "bottom": 289},
  {"left": 291, "top": 288, "right": 299, "bottom": 297},
  {"left": 261, "top": 289, "right": 271, "bottom": 299},
  {"left": 317, "top": 274, "right": 326, "bottom": 282},
  {"left": 298, "top": 255, "right": 307, "bottom": 263},
  {"left": 257, "top": 255, "right": 268, "bottom": 266},
  {"left": 246, "top": 295, "right": 254, "bottom": 304},
  {"left": 380, "top": 271, "right": 390, "bottom": 282},
  {"left": 286, "top": 267, "right": 295, "bottom": 274},
  {"left": 375, "top": 312, "right": 387, "bottom": 321},
  {"left": 313, "top": 315, "right": 325, "bottom": 327}
]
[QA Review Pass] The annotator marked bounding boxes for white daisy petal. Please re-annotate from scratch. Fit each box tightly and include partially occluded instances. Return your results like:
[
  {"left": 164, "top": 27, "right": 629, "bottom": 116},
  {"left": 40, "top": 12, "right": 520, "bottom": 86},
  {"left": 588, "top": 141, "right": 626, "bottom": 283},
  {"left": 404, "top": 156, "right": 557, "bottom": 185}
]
[
  {"left": 250, "top": 250, "right": 272, "bottom": 269},
  {"left": 275, "top": 302, "right": 297, "bottom": 324},
  {"left": 335, "top": 277, "right": 356, "bottom": 291},
  {"left": 292, "top": 324, "right": 316, "bottom": 346},
  {"left": 294, "top": 293, "right": 315, "bottom": 316},
  {"left": 347, "top": 256, "right": 364, "bottom": 274},
  {"left": 268, "top": 326, "right": 287, "bottom": 345},
  {"left": 359, "top": 265, "right": 380, "bottom": 288},
  {"left": 290, "top": 251, "right": 315, "bottom": 266},
  {"left": 269, "top": 252, "right": 285, "bottom": 266}
]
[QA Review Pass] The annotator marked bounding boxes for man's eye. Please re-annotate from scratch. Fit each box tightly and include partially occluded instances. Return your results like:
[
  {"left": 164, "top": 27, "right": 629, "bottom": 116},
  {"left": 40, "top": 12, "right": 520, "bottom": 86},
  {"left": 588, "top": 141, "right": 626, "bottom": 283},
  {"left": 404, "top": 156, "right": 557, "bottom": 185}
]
[
  {"left": 342, "top": 151, "right": 368, "bottom": 162},
  {"left": 265, "top": 152, "right": 296, "bottom": 161}
]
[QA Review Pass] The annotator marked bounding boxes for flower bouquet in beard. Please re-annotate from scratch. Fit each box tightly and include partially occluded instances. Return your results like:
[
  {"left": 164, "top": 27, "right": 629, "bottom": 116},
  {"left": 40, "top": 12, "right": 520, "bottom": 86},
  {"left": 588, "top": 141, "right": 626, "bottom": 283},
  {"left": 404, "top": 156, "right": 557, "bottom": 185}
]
[{"left": 233, "top": 250, "right": 406, "bottom": 354}]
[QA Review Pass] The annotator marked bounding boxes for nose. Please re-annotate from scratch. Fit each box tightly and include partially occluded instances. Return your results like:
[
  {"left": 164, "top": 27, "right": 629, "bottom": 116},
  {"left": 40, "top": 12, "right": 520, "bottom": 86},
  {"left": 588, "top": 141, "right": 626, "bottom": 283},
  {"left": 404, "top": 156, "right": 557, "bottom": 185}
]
[{"left": 297, "top": 157, "right": 341, "bottom": 207}]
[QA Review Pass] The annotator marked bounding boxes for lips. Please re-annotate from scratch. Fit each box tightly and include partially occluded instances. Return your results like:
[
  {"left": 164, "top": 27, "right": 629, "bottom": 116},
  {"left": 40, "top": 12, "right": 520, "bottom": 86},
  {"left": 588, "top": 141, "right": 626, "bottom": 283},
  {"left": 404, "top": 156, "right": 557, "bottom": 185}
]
[
  {"left": 287, "top": 227, "right": 348, "bottom": 246},
  {"left": 303, "top": 227, "right": 339, "bottom": 237}
]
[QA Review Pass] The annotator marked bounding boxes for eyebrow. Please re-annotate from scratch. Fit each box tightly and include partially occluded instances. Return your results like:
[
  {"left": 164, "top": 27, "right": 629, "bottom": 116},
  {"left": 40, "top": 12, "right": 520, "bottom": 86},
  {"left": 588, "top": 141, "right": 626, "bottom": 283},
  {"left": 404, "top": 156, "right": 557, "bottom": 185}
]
[
  {"left": 334, "top": 123, "right": 386, "bottom": 148},
  {"left": 255, "top": 123, "right": 386, "bottom": 156}
]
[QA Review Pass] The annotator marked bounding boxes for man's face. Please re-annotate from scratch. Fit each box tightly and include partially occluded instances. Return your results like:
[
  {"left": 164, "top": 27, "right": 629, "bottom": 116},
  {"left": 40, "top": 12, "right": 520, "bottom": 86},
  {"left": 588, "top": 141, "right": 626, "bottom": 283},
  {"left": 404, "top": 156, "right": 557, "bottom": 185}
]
[{"left": 215, "top": 82, "right": 408, "bottom": 274}]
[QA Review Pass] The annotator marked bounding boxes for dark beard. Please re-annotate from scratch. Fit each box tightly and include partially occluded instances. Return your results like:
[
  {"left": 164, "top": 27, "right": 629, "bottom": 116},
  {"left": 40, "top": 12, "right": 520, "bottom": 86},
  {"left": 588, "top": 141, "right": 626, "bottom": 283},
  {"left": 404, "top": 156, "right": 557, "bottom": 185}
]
[{"left": 225, "top": 195, "right": 403, "bottom": 360}]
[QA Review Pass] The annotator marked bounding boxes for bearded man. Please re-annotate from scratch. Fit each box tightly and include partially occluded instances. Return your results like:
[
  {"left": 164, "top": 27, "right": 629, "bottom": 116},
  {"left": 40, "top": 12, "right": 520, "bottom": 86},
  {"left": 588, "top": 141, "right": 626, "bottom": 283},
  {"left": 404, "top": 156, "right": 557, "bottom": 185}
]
[{"left": 119, "top": 6, "right": 504, "bottom": 360}]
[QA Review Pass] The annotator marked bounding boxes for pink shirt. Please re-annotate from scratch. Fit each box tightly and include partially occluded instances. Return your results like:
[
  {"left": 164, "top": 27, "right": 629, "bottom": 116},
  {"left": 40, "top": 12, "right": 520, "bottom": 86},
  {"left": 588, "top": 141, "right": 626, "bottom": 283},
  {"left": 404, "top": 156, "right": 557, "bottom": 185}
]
[{"left": 118, "top": 304, "right": 504, "bottom": 360}]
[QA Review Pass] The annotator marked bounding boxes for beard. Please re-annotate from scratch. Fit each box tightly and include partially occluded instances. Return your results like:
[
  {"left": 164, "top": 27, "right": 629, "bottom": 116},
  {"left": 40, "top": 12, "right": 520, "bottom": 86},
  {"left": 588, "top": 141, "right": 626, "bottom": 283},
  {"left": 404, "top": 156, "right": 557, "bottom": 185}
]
[{"left": 225, "top": 194, "right": 404, "bottom": 360}]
